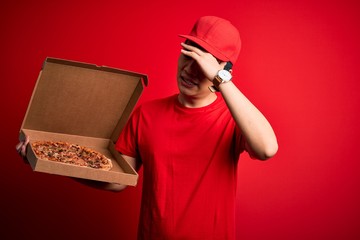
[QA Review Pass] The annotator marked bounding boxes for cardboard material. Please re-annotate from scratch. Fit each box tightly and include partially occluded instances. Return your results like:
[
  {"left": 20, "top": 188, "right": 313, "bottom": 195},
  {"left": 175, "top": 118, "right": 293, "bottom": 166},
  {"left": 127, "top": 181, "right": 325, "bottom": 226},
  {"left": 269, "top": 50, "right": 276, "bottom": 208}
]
[{"left": 20, "top": 57, "right": 148, "bottom": 186}]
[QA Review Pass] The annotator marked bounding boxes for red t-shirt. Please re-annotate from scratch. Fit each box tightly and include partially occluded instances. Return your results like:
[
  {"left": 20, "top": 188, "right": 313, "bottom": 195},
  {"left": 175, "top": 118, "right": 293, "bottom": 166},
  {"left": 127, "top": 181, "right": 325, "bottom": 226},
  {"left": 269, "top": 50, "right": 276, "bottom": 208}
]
[{"left": 116, "top": 94, "right": 245, "bottom": 240}]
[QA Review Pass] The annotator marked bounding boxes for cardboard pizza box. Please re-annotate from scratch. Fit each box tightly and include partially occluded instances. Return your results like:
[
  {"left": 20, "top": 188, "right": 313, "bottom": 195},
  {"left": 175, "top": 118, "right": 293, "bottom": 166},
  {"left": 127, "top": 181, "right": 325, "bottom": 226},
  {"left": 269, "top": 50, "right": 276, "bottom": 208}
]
[{"left": 19, "top": 57, "right": 148, "bottom": 186}]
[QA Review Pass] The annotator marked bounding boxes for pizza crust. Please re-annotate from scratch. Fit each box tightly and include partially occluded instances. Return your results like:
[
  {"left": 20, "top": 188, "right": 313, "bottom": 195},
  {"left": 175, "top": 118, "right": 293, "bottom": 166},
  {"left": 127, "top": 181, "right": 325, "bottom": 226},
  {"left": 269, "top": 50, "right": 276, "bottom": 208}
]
[{"left": 31, "top": 141, "right": 113, "bottom": 171}]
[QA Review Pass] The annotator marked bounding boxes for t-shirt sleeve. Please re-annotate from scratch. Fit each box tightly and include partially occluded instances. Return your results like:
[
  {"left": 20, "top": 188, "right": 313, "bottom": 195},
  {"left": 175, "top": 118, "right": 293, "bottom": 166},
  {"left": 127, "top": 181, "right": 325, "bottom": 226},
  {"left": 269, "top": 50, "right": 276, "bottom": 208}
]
[{"left": 115, "top": 106, "right": 141, "bottom": 159}]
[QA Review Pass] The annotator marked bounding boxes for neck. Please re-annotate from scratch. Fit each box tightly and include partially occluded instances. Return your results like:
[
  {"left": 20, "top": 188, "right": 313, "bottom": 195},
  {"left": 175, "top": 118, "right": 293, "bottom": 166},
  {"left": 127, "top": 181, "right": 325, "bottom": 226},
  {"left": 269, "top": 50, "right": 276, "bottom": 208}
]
[{"left": 178, "top": 93, "right": 217, "bottom": 108}]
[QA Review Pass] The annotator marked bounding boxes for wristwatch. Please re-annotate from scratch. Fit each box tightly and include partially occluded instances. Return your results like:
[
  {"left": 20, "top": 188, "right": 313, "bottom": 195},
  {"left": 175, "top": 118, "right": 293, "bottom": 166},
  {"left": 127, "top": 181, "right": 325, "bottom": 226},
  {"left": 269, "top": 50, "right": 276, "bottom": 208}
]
[{"left": 209, "top": 69, "right": 232, "bottom": 92}]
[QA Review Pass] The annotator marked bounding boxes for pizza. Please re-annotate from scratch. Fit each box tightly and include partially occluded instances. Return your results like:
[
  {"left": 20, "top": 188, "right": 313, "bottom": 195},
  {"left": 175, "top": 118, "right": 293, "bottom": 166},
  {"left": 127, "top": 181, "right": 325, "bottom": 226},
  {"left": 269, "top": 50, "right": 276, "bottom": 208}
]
[{"left": 31, "top": 141, "right": 113, "bottom": 170}]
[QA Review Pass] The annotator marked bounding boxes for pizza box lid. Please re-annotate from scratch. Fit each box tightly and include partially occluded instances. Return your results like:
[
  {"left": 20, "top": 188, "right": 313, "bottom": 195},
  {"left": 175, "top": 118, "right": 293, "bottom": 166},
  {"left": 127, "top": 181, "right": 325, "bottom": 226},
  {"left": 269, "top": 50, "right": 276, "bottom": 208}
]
[{"left": 19, "top": 57, "right": 148, "bottom": 186}]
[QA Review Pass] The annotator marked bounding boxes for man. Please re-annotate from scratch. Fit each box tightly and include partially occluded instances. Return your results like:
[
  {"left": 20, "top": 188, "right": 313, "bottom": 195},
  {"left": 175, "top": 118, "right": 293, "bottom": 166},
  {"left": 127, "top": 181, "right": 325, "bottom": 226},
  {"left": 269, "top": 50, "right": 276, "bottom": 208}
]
[{"left": 17, "top": 16, "right": 278, "bottom": 239}]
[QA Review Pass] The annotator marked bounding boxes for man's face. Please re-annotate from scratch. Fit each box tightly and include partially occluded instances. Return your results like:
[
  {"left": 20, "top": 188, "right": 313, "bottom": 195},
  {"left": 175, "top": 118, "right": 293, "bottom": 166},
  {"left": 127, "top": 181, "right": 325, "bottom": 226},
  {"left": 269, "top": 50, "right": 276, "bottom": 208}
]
[{"left": 176, "top": 41, "right": 214, "bottom": 98}]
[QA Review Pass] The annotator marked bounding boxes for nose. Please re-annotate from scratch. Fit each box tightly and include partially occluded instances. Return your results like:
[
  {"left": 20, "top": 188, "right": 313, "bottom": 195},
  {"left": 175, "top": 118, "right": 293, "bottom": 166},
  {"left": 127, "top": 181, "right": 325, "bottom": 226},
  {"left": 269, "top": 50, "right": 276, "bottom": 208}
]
[{"left": 184, "top": 58, "right": 199, "bottom": 75}]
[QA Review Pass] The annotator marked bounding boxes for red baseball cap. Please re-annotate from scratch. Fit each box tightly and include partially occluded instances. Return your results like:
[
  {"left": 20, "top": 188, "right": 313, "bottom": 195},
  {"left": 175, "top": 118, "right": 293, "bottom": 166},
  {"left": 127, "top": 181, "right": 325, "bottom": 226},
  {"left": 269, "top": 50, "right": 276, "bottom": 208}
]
[{"left": 179, "top": 16, "right": 241, "bottom": 64}]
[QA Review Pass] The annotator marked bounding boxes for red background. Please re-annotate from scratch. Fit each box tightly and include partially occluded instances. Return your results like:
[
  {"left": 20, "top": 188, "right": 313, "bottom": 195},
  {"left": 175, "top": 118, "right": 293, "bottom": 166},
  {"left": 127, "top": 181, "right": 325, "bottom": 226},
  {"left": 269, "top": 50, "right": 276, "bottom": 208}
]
[{"left": 2, "top": 0, "right": 360, "bottom": 239}]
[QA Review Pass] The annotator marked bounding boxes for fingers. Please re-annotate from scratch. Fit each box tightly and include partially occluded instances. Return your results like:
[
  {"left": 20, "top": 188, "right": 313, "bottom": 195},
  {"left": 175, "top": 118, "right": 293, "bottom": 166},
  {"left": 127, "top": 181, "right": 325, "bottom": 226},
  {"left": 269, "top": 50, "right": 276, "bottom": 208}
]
[
  {"left": 181, "top": 42, "right": 223, "bottom": 79},
  {"left": 15, "top": 142, "right": 26, "bottom": 158},
  {"left": 21, "top": 144, "right": 27, "bottom": 156},
  {"left": 24, "top": 135, "right": 30, "bottom": 145},
  {"left": 181, "top": 42, "right": 201, "bottom": 54},
  {"left": 15, "top": 142, "right": 23, "bottom": 152},
  {"left": 180, "top": 47, "right": 197, "bottom": 60},
  {"left": 16, "top": 135, "right": 30, "bottom": 158},
  {"left": 181, "top": 42, "right": 217, "bottom": 66}
]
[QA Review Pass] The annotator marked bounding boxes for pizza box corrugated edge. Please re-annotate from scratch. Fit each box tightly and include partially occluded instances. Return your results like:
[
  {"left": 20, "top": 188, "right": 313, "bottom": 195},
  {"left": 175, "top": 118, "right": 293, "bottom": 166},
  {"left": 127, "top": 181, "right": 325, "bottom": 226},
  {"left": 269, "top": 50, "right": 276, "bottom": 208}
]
[{"left": 19, "top": 57, "right": 148, "bottom": 186}]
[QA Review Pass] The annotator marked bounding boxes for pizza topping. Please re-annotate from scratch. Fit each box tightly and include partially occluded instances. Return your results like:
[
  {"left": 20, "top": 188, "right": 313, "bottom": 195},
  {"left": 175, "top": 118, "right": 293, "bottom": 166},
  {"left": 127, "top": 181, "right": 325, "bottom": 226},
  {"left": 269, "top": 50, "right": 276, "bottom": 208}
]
[{"left": 31, "top": 141, "right": 113, "bottom": 170}]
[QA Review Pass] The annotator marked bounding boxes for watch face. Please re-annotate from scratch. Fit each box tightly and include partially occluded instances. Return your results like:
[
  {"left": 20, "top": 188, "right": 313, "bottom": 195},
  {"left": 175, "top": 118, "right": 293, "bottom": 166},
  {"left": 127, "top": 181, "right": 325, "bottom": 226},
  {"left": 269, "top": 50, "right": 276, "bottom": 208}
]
[{"left": 218, "top": 69, "right": 232, "bottom": 81}]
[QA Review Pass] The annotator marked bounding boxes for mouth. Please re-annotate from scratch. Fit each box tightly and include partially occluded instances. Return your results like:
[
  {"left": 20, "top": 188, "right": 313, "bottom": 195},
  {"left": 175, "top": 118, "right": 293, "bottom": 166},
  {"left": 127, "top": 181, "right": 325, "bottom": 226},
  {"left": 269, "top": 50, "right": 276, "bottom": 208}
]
[{"left": 180, "top": 75, "right": 198, "bottom": 88}]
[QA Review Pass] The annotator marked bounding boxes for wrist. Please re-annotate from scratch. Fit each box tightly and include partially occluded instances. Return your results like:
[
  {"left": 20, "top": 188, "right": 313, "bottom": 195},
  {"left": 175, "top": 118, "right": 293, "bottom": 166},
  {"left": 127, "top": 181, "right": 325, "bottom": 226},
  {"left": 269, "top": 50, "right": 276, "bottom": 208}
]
[{"left": 209, "top": 69, "right": 232, "bottom": 92}]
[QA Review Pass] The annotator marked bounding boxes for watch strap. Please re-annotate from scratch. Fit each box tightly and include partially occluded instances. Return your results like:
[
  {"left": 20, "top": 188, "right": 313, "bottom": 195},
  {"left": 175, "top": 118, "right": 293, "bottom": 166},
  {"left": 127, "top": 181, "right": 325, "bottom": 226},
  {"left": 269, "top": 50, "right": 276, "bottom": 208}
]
[
  {"left": 224, "top": 61, "right": 233, "bottom": 71},
  {"left": 208, "top": 85, "right": 220, "bottom": 92},
  {"left": 209, "top": 61, "right": 233, "bottom": 92}
]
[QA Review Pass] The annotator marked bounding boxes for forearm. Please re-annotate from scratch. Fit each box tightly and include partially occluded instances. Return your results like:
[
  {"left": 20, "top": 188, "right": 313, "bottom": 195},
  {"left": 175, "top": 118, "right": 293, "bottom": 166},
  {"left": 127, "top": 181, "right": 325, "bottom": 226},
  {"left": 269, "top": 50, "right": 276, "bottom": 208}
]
[
  {"left": 219, "top": 81, "right": 278, "bottom": 160},
  {"left": 73, "top": 178, "right": 127, "bottom": 192}
]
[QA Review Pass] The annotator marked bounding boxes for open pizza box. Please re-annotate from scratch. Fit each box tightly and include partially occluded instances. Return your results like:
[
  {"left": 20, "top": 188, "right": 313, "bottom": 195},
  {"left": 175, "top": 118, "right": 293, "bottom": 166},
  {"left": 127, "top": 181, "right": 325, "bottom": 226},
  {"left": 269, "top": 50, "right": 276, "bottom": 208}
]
[{"left": 19, "top": 57, "right": 148, "bottom": 186}]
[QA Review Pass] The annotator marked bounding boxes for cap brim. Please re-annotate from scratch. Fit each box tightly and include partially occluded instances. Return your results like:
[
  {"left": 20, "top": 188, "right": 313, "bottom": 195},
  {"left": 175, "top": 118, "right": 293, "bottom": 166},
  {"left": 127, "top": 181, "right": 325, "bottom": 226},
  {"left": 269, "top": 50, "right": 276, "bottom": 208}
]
[{"left": 179, "top": 34, "right": 230, "bottom": 63}]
